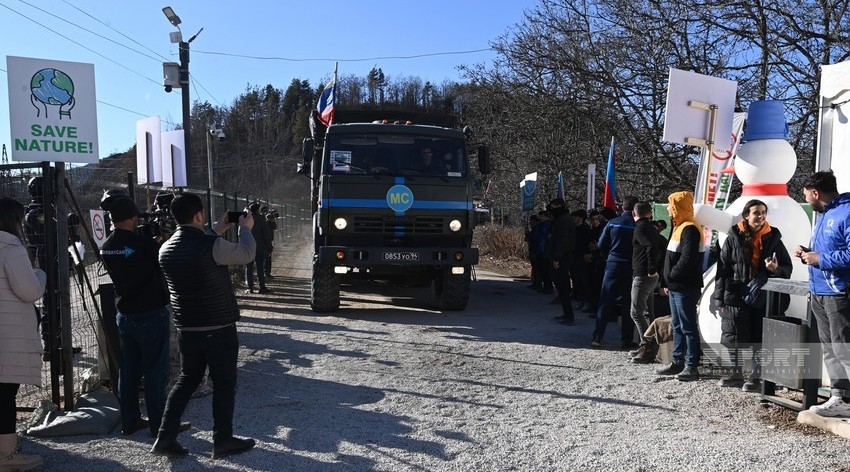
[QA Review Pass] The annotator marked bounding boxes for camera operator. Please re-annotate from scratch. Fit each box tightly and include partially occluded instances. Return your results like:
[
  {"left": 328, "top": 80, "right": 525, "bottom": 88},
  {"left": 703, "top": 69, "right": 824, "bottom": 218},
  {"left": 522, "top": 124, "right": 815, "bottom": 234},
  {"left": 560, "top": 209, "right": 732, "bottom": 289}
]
[{"left": 100, "top": 196, "right": 176, "bottom": 438}]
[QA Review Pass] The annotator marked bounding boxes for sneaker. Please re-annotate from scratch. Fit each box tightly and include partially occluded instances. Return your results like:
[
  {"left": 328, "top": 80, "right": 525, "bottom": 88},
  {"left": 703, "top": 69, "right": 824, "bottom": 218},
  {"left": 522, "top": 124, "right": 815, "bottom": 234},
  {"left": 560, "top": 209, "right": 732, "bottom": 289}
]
[
  {"left": 628, "top": 346, "right": 642, "bottom": 357},
  {"left": 741, "top": 378, "right": 762, "bottom": 393},
  {"left": 257, "top": 287, "right": 271, "bottom": 294},
  {"left": 591, "top": 337, "right": 601, "bottom": 348},
  {"left": 122, "top": 418, "right": 150, "bottom": 435},
  {"left": 717, "top": 372, "right": 745, "bottom": 388},
  {"left": 631, "top": 344, "right": 658, "bottom": 364},
  {"left": 655, "top": 362, "right": 685, "bottom": 375},
  {"left": 245, "top": 289, "right": 254, "bottom": 295},
  {"left": 675, "top": 366, "right": 700, "bottom": 382},
  {"left": 809, "top": 396, "right": 850, "bottom": 417}
]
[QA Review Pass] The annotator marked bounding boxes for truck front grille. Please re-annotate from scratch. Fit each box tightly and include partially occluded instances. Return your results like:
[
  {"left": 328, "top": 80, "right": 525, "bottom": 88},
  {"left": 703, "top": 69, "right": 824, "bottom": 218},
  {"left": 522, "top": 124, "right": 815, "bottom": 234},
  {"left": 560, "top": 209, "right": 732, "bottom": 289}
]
[{"left": 352, "top": 216, "right": 444, "bottom": 234}]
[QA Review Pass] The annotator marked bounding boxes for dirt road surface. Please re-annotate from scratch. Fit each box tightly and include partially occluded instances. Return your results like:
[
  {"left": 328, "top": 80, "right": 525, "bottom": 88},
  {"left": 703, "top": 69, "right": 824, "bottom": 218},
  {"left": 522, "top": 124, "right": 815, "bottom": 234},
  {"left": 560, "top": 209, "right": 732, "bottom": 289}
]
[{"left": 20, "top": 237, "right": 850, "bottom": 471}]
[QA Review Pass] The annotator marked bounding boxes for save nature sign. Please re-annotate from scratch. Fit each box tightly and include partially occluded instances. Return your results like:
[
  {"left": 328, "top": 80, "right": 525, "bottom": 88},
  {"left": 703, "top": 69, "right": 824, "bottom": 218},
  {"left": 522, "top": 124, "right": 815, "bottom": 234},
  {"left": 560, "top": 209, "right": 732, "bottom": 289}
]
[{"left": 6, "top": 56, "right": 99, "bottom": 163}]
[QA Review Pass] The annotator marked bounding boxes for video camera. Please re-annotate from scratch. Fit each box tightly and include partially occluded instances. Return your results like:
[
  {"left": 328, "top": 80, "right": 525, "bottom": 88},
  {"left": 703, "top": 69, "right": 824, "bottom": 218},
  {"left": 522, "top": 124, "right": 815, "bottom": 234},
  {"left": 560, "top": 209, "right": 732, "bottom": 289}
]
[{"left": 138, "top": 192, "right": 176, "bottom": 239}]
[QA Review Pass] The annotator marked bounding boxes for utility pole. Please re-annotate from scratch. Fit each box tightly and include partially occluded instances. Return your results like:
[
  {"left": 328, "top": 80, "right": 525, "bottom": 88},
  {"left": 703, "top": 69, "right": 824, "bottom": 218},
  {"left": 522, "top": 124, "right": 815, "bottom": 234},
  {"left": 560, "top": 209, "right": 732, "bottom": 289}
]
[{"left": 162, "top": 6, "right": 202, "bottom": 187}]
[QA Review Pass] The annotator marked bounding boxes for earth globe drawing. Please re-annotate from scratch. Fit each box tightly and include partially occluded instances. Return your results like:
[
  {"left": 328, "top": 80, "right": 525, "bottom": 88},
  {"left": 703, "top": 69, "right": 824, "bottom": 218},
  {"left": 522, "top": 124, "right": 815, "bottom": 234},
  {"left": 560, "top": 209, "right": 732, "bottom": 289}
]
[{"left": 30, "top": 68, "right": 75, "bottom": 119}]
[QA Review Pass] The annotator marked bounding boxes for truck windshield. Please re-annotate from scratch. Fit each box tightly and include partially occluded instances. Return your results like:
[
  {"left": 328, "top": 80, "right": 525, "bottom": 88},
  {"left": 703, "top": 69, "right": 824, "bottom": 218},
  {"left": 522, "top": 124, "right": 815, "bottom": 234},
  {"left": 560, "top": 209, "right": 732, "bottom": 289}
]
[{"left": 325, "top": 134, "right": 468, "bottom": 177}]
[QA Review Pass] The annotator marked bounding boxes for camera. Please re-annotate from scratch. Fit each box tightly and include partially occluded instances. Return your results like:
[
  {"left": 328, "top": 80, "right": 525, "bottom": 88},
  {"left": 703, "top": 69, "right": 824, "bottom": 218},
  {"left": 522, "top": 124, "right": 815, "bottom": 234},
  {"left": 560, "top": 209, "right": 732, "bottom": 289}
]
[
  {"left": 210, "top": 127, "right": 225, "bottom": 142},
  {"left": 227, "top": 211, "right": 247, "bottom": 224},
  {"left": 138, "top": 192, "right": 176, "bottom": 240}
]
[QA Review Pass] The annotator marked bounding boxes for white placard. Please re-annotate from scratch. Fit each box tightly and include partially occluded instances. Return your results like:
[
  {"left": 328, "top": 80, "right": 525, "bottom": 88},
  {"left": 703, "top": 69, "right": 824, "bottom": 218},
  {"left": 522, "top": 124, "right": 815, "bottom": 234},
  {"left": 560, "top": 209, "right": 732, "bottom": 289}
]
[
  {"left": 161, "top": 130, "right": 187, "bottom": 187},
  {"left": 6, "top": 56, "right": 99, "bottom": 163},
  {"left": 662, "top": 68, "right": 737, "bottom": 152},
  {"left": 136, "top": 116, "right": 162, "bottom": 184},
  {"left": 89, "top": 209, "right": 107, "bottom": 248}
]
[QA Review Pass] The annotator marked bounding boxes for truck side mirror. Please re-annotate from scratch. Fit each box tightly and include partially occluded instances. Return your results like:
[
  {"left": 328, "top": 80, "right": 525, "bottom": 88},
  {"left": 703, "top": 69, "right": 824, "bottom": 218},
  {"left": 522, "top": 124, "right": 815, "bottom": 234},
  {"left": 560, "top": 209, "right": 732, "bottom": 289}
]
[
  {"left": 302, "top": 138, "right": 314, "bottom": 165},
  {"left": 299, "top": 137, "right": 314, "bottom": 175},
  {"left": 477, "top": 145, "right": 491, "bottom": 174}
]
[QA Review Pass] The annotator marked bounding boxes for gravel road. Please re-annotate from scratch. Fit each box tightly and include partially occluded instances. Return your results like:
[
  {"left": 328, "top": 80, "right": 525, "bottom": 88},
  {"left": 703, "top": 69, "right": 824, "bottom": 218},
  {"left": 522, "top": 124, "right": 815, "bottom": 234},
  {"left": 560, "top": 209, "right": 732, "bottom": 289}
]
[{"left": 17, "top": 237, "right": 850, "bottom": 471}]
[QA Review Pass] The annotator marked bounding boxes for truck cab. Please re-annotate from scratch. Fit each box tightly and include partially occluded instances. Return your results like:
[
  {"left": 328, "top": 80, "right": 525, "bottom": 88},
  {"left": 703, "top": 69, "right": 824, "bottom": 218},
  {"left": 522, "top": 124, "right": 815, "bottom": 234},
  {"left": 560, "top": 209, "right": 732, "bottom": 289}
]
[{"left": 300, "top": 113, "right": 490, "bottom": 312}]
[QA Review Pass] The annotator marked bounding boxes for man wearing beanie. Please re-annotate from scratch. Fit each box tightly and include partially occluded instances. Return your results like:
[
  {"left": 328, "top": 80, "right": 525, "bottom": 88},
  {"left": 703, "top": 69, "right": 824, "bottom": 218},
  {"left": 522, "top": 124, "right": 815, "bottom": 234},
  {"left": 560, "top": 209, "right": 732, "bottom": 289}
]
[{"left": 101, "top": 196, "right": 175, "bottom": 437}]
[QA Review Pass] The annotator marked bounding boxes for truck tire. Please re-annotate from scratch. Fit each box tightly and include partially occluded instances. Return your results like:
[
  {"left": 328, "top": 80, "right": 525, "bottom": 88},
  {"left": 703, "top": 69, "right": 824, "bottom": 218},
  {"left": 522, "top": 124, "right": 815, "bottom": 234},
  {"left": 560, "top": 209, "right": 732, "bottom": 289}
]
[
  {"left": 434, "top": 266, "right": 471, "bottom": 311},
  {"left": 311, "top": 262, "right": 340, "bottom": 312}
]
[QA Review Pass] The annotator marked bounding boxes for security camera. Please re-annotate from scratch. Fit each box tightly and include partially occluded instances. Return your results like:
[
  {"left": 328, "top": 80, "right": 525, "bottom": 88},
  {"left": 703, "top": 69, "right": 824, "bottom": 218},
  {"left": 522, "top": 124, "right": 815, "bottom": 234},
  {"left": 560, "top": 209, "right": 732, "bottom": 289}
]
[
  {"left": 164, "top": 85, "right": 173, "bottom": 93},
  {"left": 210, "top": 127, "right": 225, "bottom": 141}
]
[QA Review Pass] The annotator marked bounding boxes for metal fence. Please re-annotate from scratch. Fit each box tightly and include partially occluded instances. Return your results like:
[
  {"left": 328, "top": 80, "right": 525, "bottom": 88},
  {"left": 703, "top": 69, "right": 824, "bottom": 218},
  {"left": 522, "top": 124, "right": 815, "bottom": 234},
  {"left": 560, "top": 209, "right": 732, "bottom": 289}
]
[{"left": 1, "top": 161, "right": 311, "bottom": 412}]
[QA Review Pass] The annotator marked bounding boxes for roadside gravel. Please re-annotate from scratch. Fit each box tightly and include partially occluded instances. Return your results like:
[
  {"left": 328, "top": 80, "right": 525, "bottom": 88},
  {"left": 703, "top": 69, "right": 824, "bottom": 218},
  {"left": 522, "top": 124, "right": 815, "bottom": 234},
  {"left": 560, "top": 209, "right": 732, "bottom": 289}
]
[{"left": 17, "top": 239, "right": 850, "bottom": 471}]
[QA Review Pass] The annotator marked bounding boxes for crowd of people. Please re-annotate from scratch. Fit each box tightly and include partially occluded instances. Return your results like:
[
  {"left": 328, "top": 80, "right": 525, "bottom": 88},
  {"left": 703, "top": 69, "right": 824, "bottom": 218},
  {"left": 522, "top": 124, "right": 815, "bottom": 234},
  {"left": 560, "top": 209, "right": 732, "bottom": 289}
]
[
  {"left": 524, "top": 172, "right": 850, "bottom": 419},
  {"left": 5, "top": 169, "right": 850, "bottom": 468},
  {"left": 0, "top": 187, "right": 284, "bottom": 469}
]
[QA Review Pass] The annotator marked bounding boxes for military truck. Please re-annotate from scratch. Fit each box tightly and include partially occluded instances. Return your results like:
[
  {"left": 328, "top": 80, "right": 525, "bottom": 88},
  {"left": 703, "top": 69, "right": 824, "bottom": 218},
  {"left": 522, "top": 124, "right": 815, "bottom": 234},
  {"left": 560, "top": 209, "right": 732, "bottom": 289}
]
[{"left": 298, "top": 110, "right": 491, "bottom": 312}]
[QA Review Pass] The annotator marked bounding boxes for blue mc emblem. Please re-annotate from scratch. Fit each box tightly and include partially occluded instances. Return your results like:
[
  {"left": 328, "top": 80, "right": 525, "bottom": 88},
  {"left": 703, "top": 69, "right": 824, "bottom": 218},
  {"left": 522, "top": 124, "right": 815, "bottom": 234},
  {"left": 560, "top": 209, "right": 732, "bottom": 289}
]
[{"left": 386, "top": 185, "right": 414, "bottom": 212}]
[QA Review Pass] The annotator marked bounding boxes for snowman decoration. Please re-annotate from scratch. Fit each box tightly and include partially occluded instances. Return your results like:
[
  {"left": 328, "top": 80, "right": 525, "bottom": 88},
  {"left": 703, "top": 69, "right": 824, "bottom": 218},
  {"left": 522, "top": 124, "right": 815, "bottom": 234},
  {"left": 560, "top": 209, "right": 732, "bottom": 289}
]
[{"left": 695, "top": 100, "right": 811, "bottom": 357}]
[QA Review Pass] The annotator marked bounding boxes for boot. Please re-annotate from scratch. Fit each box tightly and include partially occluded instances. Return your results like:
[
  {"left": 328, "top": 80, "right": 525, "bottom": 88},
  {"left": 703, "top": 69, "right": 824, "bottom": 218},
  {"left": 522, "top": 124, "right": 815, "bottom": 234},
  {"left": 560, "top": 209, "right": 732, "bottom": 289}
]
[
  {"left": 631, "top": 343, "right": 659, "bottom": 364},
  {"left": 0, "top": 433, "right": 43, "bottom": 471}
]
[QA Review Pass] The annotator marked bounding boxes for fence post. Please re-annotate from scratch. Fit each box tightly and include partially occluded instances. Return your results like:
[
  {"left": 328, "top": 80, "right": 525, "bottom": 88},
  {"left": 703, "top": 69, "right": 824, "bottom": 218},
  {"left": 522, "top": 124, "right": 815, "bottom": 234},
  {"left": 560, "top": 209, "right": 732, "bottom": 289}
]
[{"left": 55, "top": 163, "right": 74, "bottom": 411}]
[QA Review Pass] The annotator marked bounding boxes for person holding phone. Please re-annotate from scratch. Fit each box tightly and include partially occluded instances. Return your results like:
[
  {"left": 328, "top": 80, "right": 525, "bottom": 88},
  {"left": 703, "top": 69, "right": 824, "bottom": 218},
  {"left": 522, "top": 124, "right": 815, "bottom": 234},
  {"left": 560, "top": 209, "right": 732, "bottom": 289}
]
[
  {"left": 153, "top": 193, "right": 257, "bottom": 458},
  {"left": 712, "top": 199, "right": 792, "bottom": 392},
  {"left": 798, "top": 170, "right": 850, "bottom": 417}
]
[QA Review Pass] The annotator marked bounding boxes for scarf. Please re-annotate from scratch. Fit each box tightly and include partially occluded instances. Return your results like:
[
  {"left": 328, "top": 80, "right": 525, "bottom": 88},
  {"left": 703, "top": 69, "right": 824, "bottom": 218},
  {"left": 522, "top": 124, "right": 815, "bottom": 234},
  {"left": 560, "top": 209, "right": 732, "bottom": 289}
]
[{"left": 737, "top": 219, "right": 771, "bottom": 275}]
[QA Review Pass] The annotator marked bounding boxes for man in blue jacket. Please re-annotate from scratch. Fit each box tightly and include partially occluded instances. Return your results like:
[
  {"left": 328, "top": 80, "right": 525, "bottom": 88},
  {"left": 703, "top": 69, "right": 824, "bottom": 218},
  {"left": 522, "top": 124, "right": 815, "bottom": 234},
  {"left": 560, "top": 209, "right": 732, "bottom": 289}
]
[
  {"left": 798, "top": 170, "right": 850, "bottom": 417},
  {"left": 592, "top": 196, "right": 638, "bottom": 348}
]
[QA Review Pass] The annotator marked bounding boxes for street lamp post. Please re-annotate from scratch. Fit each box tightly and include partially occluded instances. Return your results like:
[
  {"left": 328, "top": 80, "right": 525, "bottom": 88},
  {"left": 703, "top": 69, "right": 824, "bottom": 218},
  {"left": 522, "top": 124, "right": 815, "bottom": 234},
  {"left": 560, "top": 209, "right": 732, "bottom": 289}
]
[{"left": 162, "top": 6, "right": 202, "bottom": 188}]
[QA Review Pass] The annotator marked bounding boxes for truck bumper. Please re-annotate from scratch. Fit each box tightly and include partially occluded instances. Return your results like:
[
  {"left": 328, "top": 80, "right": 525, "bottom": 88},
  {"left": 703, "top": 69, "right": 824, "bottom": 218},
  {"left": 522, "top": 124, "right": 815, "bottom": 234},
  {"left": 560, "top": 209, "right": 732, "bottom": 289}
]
[{"left": 316, "top": 246, "right": 479, "bottom": 267}]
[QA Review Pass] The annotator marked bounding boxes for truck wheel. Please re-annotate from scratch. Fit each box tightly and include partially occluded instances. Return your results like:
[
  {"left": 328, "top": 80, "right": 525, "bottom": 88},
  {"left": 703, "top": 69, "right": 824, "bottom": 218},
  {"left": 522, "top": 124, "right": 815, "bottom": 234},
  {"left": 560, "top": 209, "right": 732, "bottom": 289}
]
[
  {"left": 434, "top": 266, "right": 471, "bottom": 311},
  {"left": 311, "top": 263, "right": 340, "bottom": 312}
]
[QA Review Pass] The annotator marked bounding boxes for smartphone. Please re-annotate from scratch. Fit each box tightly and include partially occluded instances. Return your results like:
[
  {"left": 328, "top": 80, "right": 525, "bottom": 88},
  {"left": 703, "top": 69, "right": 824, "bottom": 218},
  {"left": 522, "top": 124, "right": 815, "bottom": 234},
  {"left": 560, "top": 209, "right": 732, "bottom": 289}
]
[{"left": 227, "top": 211, "right": 247, "bottom": 223}]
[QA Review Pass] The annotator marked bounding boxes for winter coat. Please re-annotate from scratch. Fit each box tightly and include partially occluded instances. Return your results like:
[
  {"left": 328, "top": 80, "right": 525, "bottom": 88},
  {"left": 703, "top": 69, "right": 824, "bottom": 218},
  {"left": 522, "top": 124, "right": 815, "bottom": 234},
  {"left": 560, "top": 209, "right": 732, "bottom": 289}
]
[
  {"left": 713, "top": 224, "right": 792, "bottom": 309},
  {"left": 809, "top": 192, "right": 850, "bottom": 295},
  {"left": 633, "top": 217, "right": 664, "bottom": 277},
  {"left": 663, "top": 191, "right": 705, "bottom": 291},
  {"left": 0, "top": 230, "right": 46, "bottom": 386},
  {"left": 550, "top": 211, "right": 575, "bottom": 264},
  {"left": 597, "top": 212, "right": 635, "bottom": 264}
]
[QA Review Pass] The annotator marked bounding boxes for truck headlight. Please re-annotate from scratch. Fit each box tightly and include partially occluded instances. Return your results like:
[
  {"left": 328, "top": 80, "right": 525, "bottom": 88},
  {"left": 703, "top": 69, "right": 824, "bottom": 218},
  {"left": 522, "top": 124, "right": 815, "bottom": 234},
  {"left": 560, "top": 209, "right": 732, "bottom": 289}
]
[
  {"left": 449, "top": 219, "right": 462, "bottom": 232},
  {"left": 334, "top": 218, "right": 348, "bottom": 230}
]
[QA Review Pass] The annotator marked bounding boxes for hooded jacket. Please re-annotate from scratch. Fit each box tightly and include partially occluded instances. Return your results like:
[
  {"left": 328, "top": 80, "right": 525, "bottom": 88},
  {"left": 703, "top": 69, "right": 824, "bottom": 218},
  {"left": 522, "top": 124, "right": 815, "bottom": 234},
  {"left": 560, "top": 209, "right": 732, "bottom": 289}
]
[
  {"left": 809, "top": 192, "right": 850, "bottom": 295},
  {"left": 663, "top": 191, "right": 705, "bottom": 291},
  {"left": 0, "top": 231, "right": 47, "bottom": 386}
]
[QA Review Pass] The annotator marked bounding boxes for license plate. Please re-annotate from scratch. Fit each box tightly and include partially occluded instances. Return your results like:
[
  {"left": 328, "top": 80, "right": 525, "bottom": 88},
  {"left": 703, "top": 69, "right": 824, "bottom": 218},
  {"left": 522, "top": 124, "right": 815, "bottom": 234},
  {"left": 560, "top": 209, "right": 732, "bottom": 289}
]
[{"left": 382, "top": 251, "right": 420, "bottom": 262}]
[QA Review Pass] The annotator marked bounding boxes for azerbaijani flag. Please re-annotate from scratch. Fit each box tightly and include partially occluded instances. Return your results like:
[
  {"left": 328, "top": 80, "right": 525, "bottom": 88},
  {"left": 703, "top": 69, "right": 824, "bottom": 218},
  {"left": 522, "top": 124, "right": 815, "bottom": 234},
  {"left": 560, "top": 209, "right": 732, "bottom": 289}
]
[
  {"left": 317, "top": 66, "right": 338, "bottom": 126},
  {"left": 603, "top": 137, "right": 617, "bottom": 210},
  {"left": 556, "top": 171, "right": 565, "bottom": 200}
]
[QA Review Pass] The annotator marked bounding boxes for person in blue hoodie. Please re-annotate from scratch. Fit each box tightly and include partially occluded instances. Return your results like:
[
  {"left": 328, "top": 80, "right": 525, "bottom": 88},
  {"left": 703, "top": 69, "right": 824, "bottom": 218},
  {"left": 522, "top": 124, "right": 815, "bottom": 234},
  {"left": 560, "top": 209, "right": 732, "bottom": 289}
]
[
  {"left": 798, "top": 170, "right": 850, "bottom": 417},
  {"left": 591, "top": 196, "right": 638, "bottom": 348}
]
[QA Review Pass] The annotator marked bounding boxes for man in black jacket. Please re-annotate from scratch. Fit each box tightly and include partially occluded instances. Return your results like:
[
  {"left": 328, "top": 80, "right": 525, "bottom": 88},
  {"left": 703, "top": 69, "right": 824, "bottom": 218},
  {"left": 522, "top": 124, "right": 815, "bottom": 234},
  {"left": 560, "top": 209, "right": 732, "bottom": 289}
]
[
  {"left": 629, "top": 202, "right": 664, "bottom": 363},
  {"left": 152, "top": 193, "right": 257, "bottom": 458},
  {"left": 549, "top": 199, "right": 576, "bottom": 324},
  {"left": 101, "top": 197, "right": 172, "bottom": 437},
  {"left": 243, "top": 202, "right": 273, "bottom": 294}
]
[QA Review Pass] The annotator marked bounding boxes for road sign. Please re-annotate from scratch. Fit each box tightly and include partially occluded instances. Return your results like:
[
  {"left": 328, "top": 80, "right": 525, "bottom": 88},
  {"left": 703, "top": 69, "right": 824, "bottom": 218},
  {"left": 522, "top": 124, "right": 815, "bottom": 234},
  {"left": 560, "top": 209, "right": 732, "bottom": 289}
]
[{"left": 90, "top": 210, "right": 106, "bottom": 248}]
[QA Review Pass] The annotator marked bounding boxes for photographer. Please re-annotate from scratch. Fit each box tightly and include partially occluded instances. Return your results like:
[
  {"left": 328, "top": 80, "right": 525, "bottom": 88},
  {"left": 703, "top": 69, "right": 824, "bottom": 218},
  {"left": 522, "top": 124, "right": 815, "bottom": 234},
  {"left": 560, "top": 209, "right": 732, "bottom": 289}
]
[{"left": 100, "top": 196, "right": 175, "bottom": 438}]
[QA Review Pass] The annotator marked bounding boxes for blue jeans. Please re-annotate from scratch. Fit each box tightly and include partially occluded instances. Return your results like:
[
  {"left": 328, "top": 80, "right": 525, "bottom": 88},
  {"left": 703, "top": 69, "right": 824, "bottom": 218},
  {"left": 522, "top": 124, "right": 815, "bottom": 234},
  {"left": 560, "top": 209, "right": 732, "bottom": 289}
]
[
  {"left": 116, "top": 306, "right": 170, "bottom": 433},
  {"left": 593, "top": 260, "right": 635, "bottom": 342},
  {"left": 669, "top": 288, "right": 701, "bottom": 367}
]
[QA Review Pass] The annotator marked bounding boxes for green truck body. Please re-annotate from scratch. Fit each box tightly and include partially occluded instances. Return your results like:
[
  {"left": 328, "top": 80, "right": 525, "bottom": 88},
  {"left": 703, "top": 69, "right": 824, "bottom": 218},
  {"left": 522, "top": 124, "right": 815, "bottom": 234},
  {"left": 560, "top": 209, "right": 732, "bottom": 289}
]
[{"left": 300, "top": 112, "right": 490, "bottom": 312}]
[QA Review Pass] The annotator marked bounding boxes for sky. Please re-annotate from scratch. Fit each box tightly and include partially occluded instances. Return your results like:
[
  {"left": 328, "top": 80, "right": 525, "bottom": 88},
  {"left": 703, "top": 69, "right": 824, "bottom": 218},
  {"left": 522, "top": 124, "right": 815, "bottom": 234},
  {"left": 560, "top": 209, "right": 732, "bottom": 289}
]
[{"left": 0, "top": 0, "right": 538, "bottom": 162}]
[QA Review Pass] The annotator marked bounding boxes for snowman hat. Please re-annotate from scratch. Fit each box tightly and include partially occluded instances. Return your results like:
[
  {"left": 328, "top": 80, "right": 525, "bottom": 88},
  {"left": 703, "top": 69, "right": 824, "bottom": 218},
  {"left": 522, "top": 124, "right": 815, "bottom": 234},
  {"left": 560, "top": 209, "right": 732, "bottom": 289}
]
[{"left": 743, "top": 100, "right": 789, "bottom": 142}]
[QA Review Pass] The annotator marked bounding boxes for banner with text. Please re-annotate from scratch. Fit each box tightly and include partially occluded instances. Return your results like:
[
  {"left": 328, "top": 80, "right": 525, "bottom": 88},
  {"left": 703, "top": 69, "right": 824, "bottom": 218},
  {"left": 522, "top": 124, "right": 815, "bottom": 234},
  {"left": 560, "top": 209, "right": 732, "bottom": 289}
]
[{"left": 7, "top": 56, "right": 99, "bottom": 163}]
